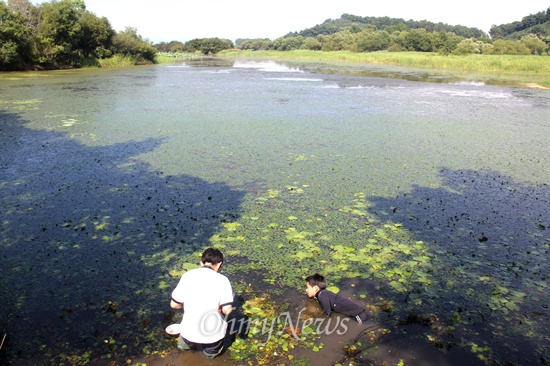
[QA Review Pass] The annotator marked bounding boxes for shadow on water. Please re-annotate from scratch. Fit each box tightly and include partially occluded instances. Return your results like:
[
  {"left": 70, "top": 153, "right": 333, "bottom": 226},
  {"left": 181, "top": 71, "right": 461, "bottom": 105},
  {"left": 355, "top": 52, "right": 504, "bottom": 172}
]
[
  {"left": 368, "top": 168, "right": 549, "bottom": 365},
  {"left": 0, "top": 110, "right": 246, "bottom": 364}
]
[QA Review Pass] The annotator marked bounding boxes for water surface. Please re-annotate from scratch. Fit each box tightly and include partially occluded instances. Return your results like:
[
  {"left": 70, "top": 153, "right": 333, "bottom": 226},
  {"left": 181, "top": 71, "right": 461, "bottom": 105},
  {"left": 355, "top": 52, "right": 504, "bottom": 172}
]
[{"left": 0, "top": 59, "right": 548, "bottom": 365}]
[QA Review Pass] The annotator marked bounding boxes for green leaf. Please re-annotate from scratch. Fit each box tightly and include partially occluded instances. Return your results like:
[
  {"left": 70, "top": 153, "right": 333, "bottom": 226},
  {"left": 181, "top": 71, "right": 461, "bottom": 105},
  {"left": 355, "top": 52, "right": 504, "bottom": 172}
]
[
  {"left": 389, "top": 281, "right": 407, "bottom": 292},
  {"left": 182, "top": 262, "right": 199, "bottom": 270},
  {"left": 326, "top": 285, "right": 340, "bottom": 293},
  {"left": 505, "top": 302, "right": 520, "bottom": 311}
]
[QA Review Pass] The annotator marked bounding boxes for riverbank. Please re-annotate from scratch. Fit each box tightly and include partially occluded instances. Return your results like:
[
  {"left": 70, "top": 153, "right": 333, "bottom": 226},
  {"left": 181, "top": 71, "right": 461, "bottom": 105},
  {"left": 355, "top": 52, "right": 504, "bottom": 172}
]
[{"left": 219, "top": 49, "right": 550, "bottom": 89}]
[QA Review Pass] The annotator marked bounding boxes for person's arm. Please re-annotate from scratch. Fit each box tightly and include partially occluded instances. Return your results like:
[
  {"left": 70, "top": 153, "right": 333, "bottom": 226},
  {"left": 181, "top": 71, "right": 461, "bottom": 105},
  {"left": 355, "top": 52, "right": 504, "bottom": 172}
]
[
  {"left": 219, "top": 276, "right": 234, "bottom": 315},
  {"left": 220, "top": 303, "right": 233, "bottom": 315},
  {"left": 170, "top": 298, "right": 183, "bottom": 310},
  {"left": 317, "top": 291, "right": 333, "bottom": 316},
  {"left": 170, "top": 274, "right": 186, "bottom": 310}
]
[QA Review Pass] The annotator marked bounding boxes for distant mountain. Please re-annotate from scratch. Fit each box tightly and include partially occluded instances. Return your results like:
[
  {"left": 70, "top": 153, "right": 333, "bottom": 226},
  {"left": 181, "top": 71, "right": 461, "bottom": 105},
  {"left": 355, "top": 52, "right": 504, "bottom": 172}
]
[
  {"left": 489, "top": 8, "right": 550, "bottom": 39},
  {"left": 285, "top": 13, "right": 487, "bottom": 39}
]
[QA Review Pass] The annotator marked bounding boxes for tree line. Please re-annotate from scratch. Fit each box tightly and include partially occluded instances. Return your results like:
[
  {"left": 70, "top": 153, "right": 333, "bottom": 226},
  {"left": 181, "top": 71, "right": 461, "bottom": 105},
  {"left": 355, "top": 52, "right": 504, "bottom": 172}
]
[
  {"left": 156, "top": 10, "right": 549, "bottom": 56},
  {"left": 154, "top": 37, "right": 234, "bottom": 55},
  {"left": 287, "top": 13, "right": 488, "bottom": 39},
  {"left": 232, "top": 10, "right": 550, "bottom": 55},
  {"left": 3, "top": 0, "right": 549, "bottom": 72},
  {"left": 235, "top": 28, "right": 548, "bottom": 56},
  {"left": 489, "top": 8, "right": 550, "bottom": 39},
  {"left": 0, "top": 0, "right": 157, "bottom": 70}
]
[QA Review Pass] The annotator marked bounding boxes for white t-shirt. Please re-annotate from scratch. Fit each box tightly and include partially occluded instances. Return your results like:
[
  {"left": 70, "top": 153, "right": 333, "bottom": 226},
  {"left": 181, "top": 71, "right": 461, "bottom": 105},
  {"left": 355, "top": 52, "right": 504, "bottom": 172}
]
[{"left": 171, "top": 266, "right": 233, "bottom": 344}]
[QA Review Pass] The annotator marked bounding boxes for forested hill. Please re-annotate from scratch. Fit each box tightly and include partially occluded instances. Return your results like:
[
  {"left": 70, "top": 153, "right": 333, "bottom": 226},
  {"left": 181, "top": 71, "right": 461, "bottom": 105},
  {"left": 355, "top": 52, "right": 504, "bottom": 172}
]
[
  {"left": 285, "top": 13, "right": 487, "bottom": 39},
  {"left": 489, "top": 8, "right": 550, "bottom": 39}
]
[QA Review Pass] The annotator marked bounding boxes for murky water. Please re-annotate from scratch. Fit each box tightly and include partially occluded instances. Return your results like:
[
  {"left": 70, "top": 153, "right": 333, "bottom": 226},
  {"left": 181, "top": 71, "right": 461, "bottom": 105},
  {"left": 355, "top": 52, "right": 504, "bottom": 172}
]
[{"left": 0, "top": 59, "right": 549, "bottom": 365}]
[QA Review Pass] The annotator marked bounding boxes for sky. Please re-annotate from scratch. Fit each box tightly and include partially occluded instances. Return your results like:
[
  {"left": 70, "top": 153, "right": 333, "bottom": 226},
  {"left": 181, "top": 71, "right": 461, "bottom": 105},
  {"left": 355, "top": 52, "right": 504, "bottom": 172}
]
[{"left": 36, "top": 0, "right": 550, "bottom": 43}]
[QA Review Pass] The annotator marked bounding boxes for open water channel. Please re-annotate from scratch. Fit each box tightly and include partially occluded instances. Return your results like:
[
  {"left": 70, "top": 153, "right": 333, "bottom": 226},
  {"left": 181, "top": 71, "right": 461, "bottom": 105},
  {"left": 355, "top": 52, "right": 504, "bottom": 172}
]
[{"left": 0, "top": 58, "right": 549, "bottom": 365}]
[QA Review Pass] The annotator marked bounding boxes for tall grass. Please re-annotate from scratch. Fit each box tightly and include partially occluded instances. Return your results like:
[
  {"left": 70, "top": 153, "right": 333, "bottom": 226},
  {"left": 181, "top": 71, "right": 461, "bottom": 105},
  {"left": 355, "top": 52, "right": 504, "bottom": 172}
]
[
  {"left": 98, "top": 54, "right": 137, "bottom": 68},
  {"left": 155, "top": 52, "right": 196, "bottom": 63},
  {"left": 219, "top": 50, "right": 550, "bottom": 87},
  {"left": 88, "top": 53, "right": 195, "bottom": 69}
]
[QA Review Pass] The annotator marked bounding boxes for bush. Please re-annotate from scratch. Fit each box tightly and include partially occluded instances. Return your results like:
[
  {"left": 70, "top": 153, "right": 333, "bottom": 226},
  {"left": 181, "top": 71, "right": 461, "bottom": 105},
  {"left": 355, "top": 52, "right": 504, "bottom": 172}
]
[
  {"left": 301, "top": 37, "right": 322, "bottom": 51},
  {"left": 452, "top": 38, "right": 484, "bottom": 55},
  {"left": 491, "top": 39, "right": 531, "bottom": 55},
  {"left": 111, "top": 27, "right": 157, "bottom": 64},
  {"left": 355, "top": 30, "right": 391, "bottom": 52},
  {"left": 520, "top": 34, "right": 547, "bottom": 55},
  {"left": 0, "top": 2, "right": 34, "bottom": 70},
  {"left": 98, "top": 54, "right": 136, "bottom": 67},
  {"left": 183, "top": 38, "right": 234, "bottom": 54}
]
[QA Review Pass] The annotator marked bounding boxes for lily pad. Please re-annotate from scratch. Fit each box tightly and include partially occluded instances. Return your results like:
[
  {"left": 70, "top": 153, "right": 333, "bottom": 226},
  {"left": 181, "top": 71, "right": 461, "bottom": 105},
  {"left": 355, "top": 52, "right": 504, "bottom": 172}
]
[{"left": 326, "top": 285, "right": 340, "bottom": 293}]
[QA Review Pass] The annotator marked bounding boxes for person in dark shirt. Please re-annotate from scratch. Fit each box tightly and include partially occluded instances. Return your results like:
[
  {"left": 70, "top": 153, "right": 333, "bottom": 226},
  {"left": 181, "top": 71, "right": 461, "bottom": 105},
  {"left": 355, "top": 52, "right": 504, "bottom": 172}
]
[{"left": 305, "top": 273, "right": 369, "bottom": 323}]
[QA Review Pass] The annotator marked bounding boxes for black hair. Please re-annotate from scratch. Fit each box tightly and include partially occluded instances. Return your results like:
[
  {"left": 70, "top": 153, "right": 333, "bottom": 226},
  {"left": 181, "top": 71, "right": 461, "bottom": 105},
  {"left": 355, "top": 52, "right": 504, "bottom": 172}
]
[
  {"left": 201, "top": 248, "right": 223, "bottom": 265},
  {"left": 305, "top": 273, "right": 326, "bottom": 289}
]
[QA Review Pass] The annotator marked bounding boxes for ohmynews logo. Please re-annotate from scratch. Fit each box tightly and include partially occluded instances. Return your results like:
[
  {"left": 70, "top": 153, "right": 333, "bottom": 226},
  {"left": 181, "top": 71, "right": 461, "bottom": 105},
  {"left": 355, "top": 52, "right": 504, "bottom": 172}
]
[{"left": 200, "top": 308, "right": 350, "bottom": 345}]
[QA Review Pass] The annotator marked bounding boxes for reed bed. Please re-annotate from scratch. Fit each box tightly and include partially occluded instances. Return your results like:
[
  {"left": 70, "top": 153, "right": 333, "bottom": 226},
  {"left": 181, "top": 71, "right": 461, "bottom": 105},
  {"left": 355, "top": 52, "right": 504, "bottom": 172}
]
[
  {"left": 220, "top": 50, "right": 550, "bottom": 87},
  {"left": 155, "top": 52, "right": 196, "bottom": 64},
  {"left": 97, "top": 54, "right": 138, "bottom": 68}
]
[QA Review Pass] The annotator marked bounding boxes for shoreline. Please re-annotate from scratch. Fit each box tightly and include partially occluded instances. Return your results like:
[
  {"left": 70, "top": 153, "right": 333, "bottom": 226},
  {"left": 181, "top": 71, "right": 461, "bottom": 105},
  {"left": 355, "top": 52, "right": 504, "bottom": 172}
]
[
  {"left": 218, "top": 50, "right": 550, "bottom": 90},
  {"left": 3, "top": 51, "right": 549, "bottom": 90}
]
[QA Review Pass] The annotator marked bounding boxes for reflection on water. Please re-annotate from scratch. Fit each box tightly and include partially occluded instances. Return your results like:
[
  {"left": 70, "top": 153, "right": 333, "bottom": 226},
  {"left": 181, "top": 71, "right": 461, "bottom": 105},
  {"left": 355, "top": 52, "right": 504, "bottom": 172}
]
[
  {"left": 233, "top": 60, "right": 304, "bottom": 73},
  {"left": 0, "top": 58, "right": 549, "bottom": 365}
]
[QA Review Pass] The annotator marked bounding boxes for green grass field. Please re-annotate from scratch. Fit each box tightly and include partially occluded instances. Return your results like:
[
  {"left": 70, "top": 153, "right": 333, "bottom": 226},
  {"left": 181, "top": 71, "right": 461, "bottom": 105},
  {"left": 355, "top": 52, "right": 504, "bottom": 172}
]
[{"left": 219, "top": 50, "right": 550, "bottom": 88}]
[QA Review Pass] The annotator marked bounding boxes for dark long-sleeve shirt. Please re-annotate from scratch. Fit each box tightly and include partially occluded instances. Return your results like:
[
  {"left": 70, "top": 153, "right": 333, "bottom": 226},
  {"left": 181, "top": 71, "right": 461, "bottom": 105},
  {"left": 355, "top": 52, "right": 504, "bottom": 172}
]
[{"left": 315, "top": 289, "right": 368, "bottom": 323}]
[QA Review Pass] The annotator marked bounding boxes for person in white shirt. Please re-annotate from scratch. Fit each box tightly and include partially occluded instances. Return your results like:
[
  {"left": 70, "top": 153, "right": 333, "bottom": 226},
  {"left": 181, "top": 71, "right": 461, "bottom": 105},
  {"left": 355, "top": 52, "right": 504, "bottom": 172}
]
[{"left": 170, "top": 248, "right": 233, "bottom": 358}]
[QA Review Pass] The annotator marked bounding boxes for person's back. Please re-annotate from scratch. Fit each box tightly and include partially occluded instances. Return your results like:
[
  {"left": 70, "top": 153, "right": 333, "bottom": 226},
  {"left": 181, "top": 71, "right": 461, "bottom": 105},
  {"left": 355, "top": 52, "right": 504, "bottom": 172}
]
[
  {"left": 305, "top": 273, "right": 368, "bottom": 323},
  {"left": 174, "top": 266, "right": 233, "bottom": 343},
  {"left": 170, "top": 248, "right": 233, "bottom": 358}
]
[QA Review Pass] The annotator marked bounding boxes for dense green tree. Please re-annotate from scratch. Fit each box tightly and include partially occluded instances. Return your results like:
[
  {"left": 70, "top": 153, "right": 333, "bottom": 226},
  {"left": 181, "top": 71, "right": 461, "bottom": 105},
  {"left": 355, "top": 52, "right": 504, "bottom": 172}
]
[
  {"left": 349, "top": 24, "right": 362, "bottom": 33},
  {"left": 154, "top": 40, "right": 186, "bottom": 53},
  {"left": 112, "top": 27, "right": 157, "bottom": 63},
  {"left": 520, "top": 34, "right": 547, "bottom": 54},
  {"left": 272, "top": 36, "right": 303, "bottom": 51},
  {"left": 295, "top": 13, "right": 486, "bottom": 39},
  {"left": 0, "top": 1, "right": 34, "bottom": 69},
  {"left": 236, "top": 38, "right": 272, "bottom": 50},
  {"left": 432, "top": 31, "right": 464, "bottom": 54},
  {"left": 7, "top": 0, "right": 39, "bottom": 29},
  {"left": 169, "top": 41, "right": 185, "bottom": 52},
  {"left": 198, "top": 37, "right": 233, "bottom": 54},
  {"left": 182, "top": 38, "right": 201, "bottom": 52},
  {"left": 452, "top": 38, "right": 485, "bottom": 54},
  {"left": 408, "top": 29, "right": 434, "bottom": 51},
  {"left": 36, "top": 0, "right": 83, "bottom": 65},
  {"left": 2, "top": 0, "right": 154, "bottom": 69},
  {"left": 237, "top": 38, "right": 273, "bottom": 51},
  {"left": 491, "top": 39, "right": 531, "bottom": 55},
  {"left": 76, "top": 11, "right": 114, "bottom": 58},
  {"left": 490, "top": 8, "right": 549, "bottom": 39},
  {"left": 34, "top": 0, "right": 115, "bottom": 65},
  {"left": 354, "top": 29, "right": 391, "bottom": 52},
  {"left": 154, "top": 41, "right": 169, "bottom": 52},
  {"left": 286, "top": 18, "right": 340, "bottom": 38},
  {"left": 385, "top": 23, "right": 409, "bottom": 34},
  {"left": 183, "top": 37, "right": 233, "bottom": 54},
  {"left": 317, "top": 34, "right": 337, "bottom": 51},
  {"left": 393, "top": 29, "right": 434, "bottom": 52},
  {"left": 36, "top": 0, "right": 115, "bottom": 64},
  {"left": 301, "top": 36, "right": 322, "bottom": 50},
  {"left": 318, "top": 31, "right": 355, "bottom": 51}
]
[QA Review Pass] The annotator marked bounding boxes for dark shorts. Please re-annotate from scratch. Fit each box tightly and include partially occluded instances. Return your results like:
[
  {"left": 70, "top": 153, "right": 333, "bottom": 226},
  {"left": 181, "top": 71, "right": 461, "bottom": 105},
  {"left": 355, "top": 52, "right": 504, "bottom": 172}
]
[
  {"left": 176, "top": 312, "right": 249, "bottom": 358},
  {"left": 178, "top": 336, "right": 224, "bottom": 358}
]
